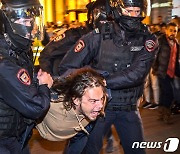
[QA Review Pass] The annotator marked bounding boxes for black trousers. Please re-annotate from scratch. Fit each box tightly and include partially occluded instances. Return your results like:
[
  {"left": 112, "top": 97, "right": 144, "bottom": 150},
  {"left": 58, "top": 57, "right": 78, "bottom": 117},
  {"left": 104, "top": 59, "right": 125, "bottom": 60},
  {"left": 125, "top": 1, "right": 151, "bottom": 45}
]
[
  {"left": 158, "top": 75, "right": 174, "bottom": 108},
  {"left": 82, "top": 110, "right": 145, "bottom": 154},
  {"left": 0, "top": 137, "right": 29, "bottom": 154}
]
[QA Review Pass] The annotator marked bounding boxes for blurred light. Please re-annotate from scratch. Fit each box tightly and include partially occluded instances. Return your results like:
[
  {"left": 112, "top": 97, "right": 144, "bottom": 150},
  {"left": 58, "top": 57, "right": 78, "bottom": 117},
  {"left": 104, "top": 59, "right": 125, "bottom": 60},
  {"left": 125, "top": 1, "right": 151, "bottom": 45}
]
[
  {"left": 69, "top": 12, "right": 76, "bottom": 21},
  {"left": 147, "top": 0, "right": 151, "bottom": 16},
  {"left": 173, "top": 0, "right": 180, "bottom": 7},
  {"left": 172, "top": 0, "right": 180, "bottom": 17},
  {"left": 0, "top": 2, "right": 2, "bottom": 9},
  {"left": 77, "top": 0, "right": 89, "bottom": 9},
  {"left": 68, "top": 0, "right": 76, "bottom": 10},
  {"left": 152, "top": 2, "right": 172, "bottom": 8},
  {"left": 46, "top": 0, "right": 53, "bottom": 22},
  {"left": 57, "top": 21, "right": 63, "bottom": 26},
  {"left": 39, "top": 0, "right": 44, "bottom": 6},
  {"left": 78, "top": 13, "right": 87, "bottom": 22}
]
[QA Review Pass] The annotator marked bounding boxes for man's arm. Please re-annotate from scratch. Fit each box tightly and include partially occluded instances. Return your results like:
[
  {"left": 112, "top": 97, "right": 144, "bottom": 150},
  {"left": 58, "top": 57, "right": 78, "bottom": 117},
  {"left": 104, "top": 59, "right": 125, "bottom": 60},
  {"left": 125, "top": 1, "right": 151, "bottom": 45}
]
[
  {"left": 39, "top": 29, "right": 82, "bottom": 74},
  {"left": 58, "top": 31, "right": 100, "bottom": 75},
  {"left": 175, "top": 46, "right": 180, "bottom": 77},
  {"left": 0, "top": 60, "right": 53, "bottom": 120}
]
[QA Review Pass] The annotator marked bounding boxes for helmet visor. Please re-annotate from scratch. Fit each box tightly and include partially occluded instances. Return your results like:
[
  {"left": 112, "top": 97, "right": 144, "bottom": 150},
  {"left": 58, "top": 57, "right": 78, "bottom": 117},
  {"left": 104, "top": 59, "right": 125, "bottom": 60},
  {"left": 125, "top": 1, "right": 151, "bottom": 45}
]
[{"left": 4, "top": 5, "right": 44, "bottom": 40}]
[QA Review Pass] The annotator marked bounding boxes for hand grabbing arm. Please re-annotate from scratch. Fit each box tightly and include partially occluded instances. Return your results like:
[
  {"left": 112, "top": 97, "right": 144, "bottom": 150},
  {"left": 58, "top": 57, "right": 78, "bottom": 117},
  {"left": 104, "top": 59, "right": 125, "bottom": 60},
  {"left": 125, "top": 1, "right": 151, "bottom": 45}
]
[{"left": 37, "top": 69, "right": 53, "bottom": 89}]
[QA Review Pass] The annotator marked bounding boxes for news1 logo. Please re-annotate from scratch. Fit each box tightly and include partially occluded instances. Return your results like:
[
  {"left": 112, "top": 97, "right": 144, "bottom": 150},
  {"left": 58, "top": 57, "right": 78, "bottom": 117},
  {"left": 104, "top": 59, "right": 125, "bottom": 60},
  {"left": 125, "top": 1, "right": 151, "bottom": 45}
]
[
  {"left": 164, "top": 138, "right": 179, "bottom": 152},
  {"left": 132, "top": 138, "right": 179, "bottom": 152}
]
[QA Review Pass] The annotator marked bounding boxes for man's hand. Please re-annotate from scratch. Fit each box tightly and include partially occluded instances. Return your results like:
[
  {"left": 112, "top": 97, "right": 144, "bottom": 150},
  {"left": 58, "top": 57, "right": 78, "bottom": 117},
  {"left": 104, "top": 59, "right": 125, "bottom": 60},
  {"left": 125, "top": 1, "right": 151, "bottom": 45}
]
[{"left": 37, "top": 69, "right": 53, "bottom": 88}]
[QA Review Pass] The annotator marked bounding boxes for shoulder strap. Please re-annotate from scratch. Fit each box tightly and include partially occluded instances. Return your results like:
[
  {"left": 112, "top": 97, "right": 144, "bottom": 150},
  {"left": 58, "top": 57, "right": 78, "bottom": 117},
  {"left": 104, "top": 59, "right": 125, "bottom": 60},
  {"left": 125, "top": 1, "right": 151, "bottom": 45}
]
[{"left": 100, "top": 22, "right": 114, "bottom": 40}]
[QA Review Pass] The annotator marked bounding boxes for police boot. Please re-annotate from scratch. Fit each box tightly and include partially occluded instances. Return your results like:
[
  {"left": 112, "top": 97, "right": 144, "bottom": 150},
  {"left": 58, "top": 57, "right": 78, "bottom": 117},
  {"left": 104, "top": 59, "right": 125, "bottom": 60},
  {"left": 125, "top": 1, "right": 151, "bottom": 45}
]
[
  {"left": 105, "top": 137, "right": 114, "bottom": 153},
  {"left": 163, "top": 107, "right": 173, "bottom": 124},
  {"left": 157, "top": 106, "right": 165, "bottom": 120}
]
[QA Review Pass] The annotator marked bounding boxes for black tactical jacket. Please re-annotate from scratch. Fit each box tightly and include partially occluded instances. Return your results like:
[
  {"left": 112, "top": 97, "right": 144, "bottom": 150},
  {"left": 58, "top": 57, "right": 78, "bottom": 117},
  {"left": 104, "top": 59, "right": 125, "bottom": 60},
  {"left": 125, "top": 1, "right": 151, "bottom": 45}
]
[
  {"left": 39, "top": 26, "right": 90, "bottom": 76},
  {"left": 59, "top": 22, "right": 158, "bottom": 106},
  {"left": 0, "top": 35, "right": 50, "bottom": 139}
]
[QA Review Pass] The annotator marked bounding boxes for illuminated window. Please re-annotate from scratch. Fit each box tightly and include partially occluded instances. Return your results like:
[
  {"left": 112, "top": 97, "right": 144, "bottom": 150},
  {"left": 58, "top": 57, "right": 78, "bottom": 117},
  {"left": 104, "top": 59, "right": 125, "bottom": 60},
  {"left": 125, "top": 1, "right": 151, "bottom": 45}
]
[{"left": 66, "top": 0, "right": 93, "bottom": 22}]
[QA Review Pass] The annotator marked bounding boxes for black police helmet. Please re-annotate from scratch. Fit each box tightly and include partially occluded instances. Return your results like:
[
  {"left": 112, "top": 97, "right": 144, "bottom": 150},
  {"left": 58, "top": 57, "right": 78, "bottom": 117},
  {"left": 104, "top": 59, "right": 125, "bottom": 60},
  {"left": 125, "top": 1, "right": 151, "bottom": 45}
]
[
  {"left": 1, "top": 0, "right": 44, "bottom": 41},
  {"left": 109, "top": 0, "right": 151, "bottom": 32},
  {"left": 110, "top": 0, "right": 150, "bottom": 18},
  {"left": 1, "top": 0, "right": 41, "bottom": 8},
  {"left": 120, "top": 0, "right": 144, "bottom": 7},
  {"left": 86, "top": 0, "right": 107, "bottom": 29}
]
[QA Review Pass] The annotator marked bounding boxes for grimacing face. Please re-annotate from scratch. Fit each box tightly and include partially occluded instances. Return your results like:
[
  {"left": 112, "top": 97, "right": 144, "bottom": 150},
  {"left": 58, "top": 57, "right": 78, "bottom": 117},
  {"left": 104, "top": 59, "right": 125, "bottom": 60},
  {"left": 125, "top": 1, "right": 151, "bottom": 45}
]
[
  {"left": 74, "top": 86, "right": 105, "bottom": 121},
  {"left": 166, "top": 26, "right": 178, "bottom": 40}
]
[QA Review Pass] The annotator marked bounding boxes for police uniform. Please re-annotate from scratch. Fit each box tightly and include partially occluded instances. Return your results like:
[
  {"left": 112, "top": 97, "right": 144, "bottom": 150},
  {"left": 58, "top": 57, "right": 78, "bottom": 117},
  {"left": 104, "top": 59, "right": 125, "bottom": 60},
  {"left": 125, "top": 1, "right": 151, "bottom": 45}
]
[
  {"left": 0, "top": 35, "right": 51, "bottom": 153},
  {"left": 39, "top": 26, "right": 91, "bottom": 76},
  {"left": 59, "top": 21, "right": 158, "bottom": 154}
]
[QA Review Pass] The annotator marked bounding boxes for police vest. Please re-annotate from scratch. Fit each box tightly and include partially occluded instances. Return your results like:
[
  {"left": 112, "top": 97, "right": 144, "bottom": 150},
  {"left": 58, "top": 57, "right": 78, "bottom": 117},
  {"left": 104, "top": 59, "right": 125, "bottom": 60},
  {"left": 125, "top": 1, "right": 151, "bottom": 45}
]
[
  {"left": 0, "top": 47, "right": 29, "bottom": 139},
  {"left": 0, "top": 101, "right": 26, "bottom": 139},
  {"left": 92, "top": 23, "right": 147, "bottom": 106}
]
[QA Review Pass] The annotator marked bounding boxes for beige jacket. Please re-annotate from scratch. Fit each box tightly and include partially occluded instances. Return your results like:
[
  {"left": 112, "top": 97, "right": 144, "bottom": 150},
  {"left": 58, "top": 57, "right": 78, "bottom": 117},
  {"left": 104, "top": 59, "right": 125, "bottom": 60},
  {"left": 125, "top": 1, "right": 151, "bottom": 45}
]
[{"left": 36, "top": 100, "right": 89, "bottom": 141}]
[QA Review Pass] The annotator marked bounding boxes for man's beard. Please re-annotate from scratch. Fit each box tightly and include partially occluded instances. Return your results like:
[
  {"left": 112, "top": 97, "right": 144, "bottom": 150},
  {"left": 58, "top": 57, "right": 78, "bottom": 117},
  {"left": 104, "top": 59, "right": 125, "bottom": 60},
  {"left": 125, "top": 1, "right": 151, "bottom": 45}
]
[
  {"left": 79, "top": 104, "right": 97, "bottom": 121},
  {"left": 168, "top": 35, "right": 175, "bottom": 40}
]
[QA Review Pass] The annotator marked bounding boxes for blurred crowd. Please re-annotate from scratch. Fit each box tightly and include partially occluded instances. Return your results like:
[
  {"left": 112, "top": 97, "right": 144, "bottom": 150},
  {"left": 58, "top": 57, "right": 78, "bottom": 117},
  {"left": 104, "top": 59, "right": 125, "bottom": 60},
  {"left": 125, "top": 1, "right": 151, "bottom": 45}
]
[{"left": 141, "top": 15, "right": 180, "bottom": 120}]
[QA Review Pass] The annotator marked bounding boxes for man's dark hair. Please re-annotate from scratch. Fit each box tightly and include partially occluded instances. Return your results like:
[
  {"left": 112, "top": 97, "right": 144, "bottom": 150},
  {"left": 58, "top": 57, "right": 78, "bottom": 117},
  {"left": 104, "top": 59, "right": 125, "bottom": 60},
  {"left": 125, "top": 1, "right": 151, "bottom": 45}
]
[
  {"left": 167, "top": 22, "right": 178, "bottom": 29},
  {"left": 53, "top": 68, "right": 106, "bottom": 110},
  {"left": 160, "top": 23, "right": 166, "bottom": 28}
]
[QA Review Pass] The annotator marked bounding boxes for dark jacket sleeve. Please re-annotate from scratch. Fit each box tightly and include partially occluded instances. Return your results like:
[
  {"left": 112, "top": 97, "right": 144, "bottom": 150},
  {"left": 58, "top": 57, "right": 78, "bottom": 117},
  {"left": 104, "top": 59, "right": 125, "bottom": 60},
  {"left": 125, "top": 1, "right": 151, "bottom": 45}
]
[
  {"left": 41, "top": 29, "right": 50, "bottom": 46},
  {"left": 58, "top": 31, "right": 100, "bottom": 75},
  {"left": 175, "top": 42, "right": 180, "bottom": 77},
  {"left": 0, "top": 59, "right": 51, "bottom": 120},
  {"left": 39, "top": 28, "right": 82, "bottom": 75},
  {"left": 106, "top": 35, "right": 158, "bottom": 90}
]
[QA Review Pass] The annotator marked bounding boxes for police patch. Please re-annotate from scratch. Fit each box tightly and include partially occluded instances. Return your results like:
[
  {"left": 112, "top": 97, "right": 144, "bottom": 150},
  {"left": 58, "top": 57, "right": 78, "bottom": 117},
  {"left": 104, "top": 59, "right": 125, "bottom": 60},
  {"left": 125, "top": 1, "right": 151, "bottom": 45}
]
[
  {"left": 17, "top": 69, "right": 31, "bottom": 85},
  {"left": 145, "top": 40, "right": 156, "bottom": 52},
  {"left": 74, "top": 40, "right": 85, "bottom": 52},
  {"left": 130, "top": 46, "right": 144, "bottom": 52},
  {"left": 53, "top": 33, "right": 65, "bottom": 42}
]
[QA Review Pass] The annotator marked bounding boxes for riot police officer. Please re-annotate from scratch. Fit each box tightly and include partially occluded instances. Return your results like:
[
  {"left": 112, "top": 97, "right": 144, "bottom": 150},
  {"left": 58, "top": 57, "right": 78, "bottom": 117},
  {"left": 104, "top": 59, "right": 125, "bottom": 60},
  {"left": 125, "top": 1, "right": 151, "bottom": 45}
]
[
  {"left": 39, "top": 1, "right": 115, "bottom": 153},
  {"left": 39, "top": 0, "right": 108, "bottom": 76},
  {"left": 0, "top": 0, "right": 53, "bottom": 153},
  {"left": 59, "top": 0, "right": 158, "bottom": 153}
]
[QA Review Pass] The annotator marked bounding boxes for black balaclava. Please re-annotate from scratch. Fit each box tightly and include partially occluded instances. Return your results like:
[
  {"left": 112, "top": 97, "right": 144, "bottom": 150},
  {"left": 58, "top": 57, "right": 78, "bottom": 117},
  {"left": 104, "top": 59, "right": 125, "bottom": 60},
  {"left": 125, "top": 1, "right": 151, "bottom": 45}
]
[
  {"left": 110, "top": 0, "right": 148, "bottom": 32},
  {"left": 118, "top": 15, "right": 144, "bottom": 32}
]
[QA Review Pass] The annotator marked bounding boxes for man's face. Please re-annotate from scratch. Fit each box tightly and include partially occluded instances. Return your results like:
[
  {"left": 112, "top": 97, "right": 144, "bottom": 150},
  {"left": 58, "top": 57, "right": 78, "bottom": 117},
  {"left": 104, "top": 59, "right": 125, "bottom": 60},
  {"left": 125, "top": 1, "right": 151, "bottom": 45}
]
[
  {"left": 166, "top": 26, "right": 178, "bottom": 40},
  {"left": 158, "top": 16, "right": 163, "bottom": 23},
  {"left": 122, "top": 7, "right": 141, "bottom": 17},
  {"left": 75, "top": 86, "right": 105, "bottom": 121}
]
